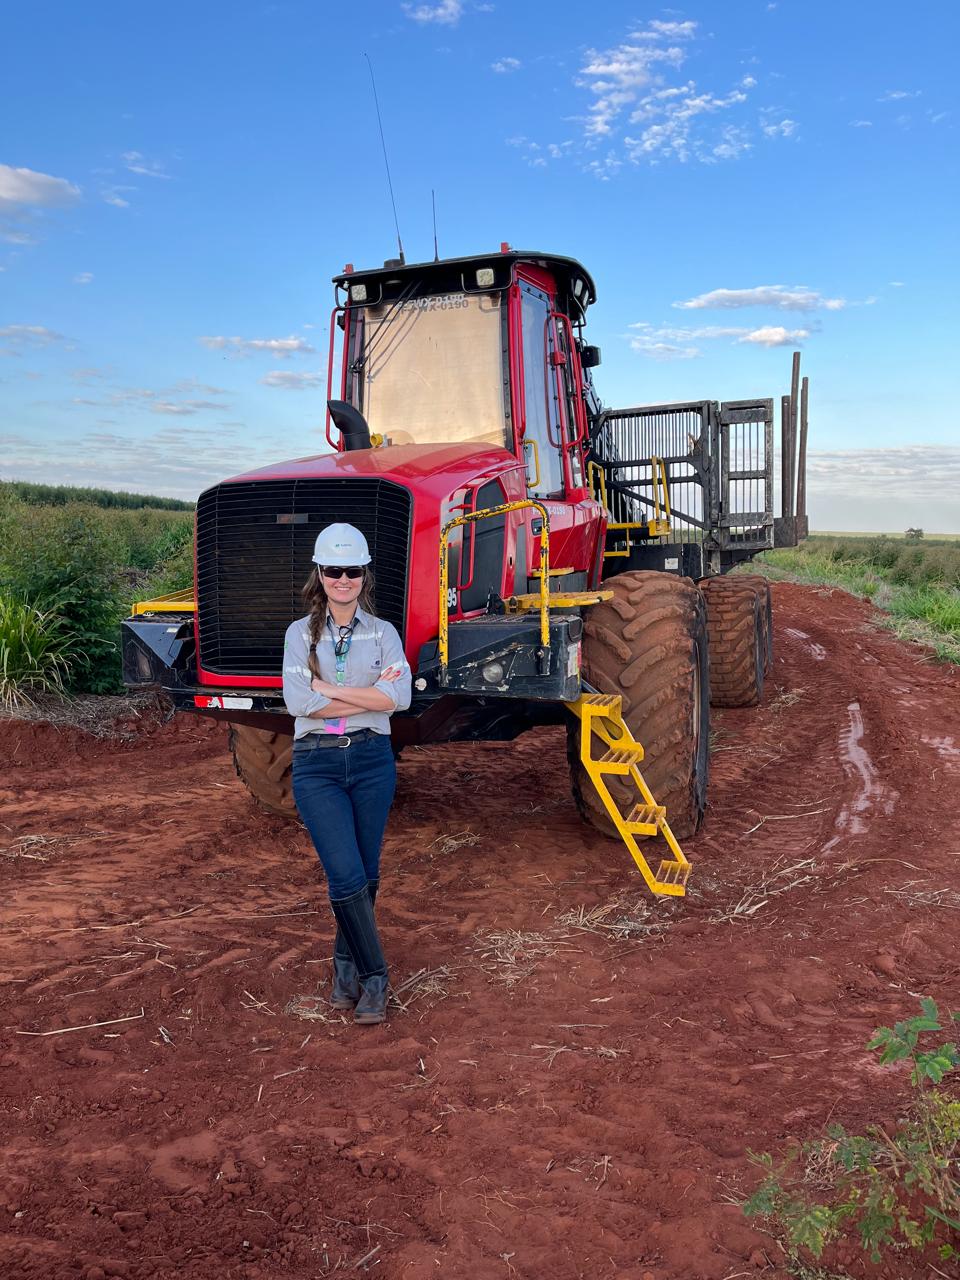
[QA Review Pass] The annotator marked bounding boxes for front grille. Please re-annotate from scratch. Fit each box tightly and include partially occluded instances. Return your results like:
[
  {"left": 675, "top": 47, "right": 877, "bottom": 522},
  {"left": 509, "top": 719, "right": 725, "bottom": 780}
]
[{"left": 196, "top": 477, "right": 412, "bottom": 677}]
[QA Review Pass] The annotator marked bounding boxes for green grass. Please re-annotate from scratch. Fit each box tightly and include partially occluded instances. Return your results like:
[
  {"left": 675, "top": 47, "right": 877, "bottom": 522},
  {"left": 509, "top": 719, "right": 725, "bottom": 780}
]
[
  {"left": 759, "top": 538, "right": 960, "bottom": 664},
  {"left": 0, "top": 479, "right": 193, "bottom": 510},
  {"left": 0, "top": 596, "right": 73, "bottom": 710},
  {"left": 0, "top": 488, "right": 195, "bottom": 698}
]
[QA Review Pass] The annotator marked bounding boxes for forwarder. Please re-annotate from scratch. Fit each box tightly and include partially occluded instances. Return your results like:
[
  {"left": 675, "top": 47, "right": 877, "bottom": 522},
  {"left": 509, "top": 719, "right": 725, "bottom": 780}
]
[{"left": 123, "top": 246, "right": 808, "bottom": 896}]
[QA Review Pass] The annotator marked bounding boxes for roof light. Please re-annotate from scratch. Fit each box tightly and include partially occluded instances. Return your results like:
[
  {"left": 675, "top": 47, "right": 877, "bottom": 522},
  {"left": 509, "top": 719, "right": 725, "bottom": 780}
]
[
  {"left": 349, "top": 283, "right": 368, "bottom": 302},
  {"left": 476, "top": 267, "right": 495, "bottom": 288}
]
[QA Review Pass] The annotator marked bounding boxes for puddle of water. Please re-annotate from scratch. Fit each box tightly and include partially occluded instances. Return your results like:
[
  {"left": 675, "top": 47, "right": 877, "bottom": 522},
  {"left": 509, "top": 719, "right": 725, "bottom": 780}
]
[
  {"left": 832, "top": 701, "right": 899, "bottom": 836},
  {"left": 784, "top": 626, "right": 826, "bottom": 661}
]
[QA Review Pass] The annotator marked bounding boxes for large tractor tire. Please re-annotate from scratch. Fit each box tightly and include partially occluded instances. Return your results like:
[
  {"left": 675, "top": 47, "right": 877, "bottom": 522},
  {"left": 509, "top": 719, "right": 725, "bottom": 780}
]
[
  {"left": 732, "top": 574, "right": 773, "bottom": 674},
  {"left": 700, "top": 576, "right": 766, "bottom": 708},
  {"left": 228, "top": 723, "right": 296, "bottom": 819},
  {"left": 568, "top": 571, "right": 710, "bottom": 841}
]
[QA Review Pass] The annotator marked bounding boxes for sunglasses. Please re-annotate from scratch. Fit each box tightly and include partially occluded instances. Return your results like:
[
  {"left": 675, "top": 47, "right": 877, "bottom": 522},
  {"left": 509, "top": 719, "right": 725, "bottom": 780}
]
[{"left": 320, "top": 565, "right": 364, "bottom": 580}]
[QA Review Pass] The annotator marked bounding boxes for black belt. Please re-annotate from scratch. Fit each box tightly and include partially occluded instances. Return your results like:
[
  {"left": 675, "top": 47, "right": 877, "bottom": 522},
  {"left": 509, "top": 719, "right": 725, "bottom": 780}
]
[{"left": 293, "top": 728, "right": 379, "bottom": 752}]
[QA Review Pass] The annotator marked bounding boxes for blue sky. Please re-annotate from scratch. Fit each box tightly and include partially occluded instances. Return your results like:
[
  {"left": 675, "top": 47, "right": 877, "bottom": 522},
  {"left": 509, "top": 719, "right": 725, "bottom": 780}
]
[{"left": 2, "top": 0, "right": 958, "bottom": 530}]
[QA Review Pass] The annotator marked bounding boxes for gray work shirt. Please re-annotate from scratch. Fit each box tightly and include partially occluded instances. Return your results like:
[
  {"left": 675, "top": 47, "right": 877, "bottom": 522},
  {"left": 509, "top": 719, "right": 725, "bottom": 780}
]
[{"left": 282, "top": 606, "right": 412, "bottom": 740}]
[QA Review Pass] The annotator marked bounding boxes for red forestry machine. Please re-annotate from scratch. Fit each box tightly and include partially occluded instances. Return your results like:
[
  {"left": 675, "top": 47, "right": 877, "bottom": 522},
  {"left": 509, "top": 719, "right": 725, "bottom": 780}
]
[{"left": 123, "top": 247, "right": 808, "bottom": 895}]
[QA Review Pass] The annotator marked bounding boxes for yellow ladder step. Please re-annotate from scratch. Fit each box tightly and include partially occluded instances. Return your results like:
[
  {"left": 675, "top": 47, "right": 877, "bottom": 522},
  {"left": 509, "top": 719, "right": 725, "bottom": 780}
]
[
  {"left": 656, "top": 859, "right": 691, "bottom": 888},
  {"left": 582, "top": 693, "right": 620, "bottom": 709},
  {"left": 599, "top": 746, "right": 645, "bottom": 767},
  {"left": 626, "top": 802, "right": 666, "bottom": 830}
]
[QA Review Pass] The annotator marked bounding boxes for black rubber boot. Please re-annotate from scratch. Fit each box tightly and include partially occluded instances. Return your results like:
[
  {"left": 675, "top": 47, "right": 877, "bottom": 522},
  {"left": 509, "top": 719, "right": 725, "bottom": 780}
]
[
  {"left": 330, "top": 885, "right": 389, "bottom": 1026},
  {"left": 330, "top": 880, "right": 379, "bottom": 1010}
]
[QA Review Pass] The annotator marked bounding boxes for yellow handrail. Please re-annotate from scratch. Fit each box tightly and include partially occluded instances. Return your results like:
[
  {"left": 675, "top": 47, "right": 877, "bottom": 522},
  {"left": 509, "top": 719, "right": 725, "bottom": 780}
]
[
  {"left": 586, "top": 460, "right": 608, "bottom": 512},
  {"left": 651, "top": 454, "right": 672, "bottom": 525},
  {"left": 522, "top": 438, "right": 541, "bottom": 490},
  {"left": 439, "top": 499, "right": 550, "bottom": 674},
  {"left": 131, "top": 589, "right": 197, "bottom": 617}
]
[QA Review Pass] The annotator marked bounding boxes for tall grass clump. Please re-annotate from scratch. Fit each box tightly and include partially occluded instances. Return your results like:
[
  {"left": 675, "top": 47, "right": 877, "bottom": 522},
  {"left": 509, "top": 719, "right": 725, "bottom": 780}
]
[
  {"left": 0, "top": 596, "right": 72, "bottom": 710},
  {"left": 0, "top": 495, "right": 126, "bottom": 694}
]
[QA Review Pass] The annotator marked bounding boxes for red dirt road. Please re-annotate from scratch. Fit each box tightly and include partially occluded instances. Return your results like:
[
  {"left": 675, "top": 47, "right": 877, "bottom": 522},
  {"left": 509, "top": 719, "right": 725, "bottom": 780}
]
[{"left": 2, "top": 581, "right": 959, "bottom": 1280}]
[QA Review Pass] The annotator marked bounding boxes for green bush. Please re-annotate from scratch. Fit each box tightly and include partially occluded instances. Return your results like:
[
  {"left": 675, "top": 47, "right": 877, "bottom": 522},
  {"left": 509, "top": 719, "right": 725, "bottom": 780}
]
[
  {"left": 139, "top": 533, "right": 195, "bottom": 598},
  {"left": 0, "top": 498, "right": 126, "bottom": 694},
  {"left": 0, "top": 595, "right": 73, "bottom": 710},
  {"left": 744, "top": 997, "right": 960, "bottom": 1266},
  {"left": 0, "top": 480, "right": 193, "bottom": 511},
  {"left": 108, "top": 508, "right": 193, "bottom": 571}
]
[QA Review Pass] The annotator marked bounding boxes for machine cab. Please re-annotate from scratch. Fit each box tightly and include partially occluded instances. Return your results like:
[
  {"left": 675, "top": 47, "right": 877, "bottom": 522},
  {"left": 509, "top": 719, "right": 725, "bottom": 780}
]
[{"left": 330, "top": 248, "right": 599, "bottom": 506}]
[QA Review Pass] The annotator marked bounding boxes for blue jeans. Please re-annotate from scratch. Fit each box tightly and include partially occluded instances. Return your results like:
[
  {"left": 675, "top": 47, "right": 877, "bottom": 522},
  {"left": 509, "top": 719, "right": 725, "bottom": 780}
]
[{"left": 291, "top": 733, "right": 397, "bottom": 900}]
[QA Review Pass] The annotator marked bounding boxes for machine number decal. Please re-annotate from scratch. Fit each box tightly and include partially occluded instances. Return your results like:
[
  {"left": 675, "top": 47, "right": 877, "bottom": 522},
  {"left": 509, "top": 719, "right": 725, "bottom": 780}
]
[
  {"left": 446, "top": 587, "right": 459, "bottom": 611},
  {"left": 400, "top": 294, "right": 469, "bottom": 314}
]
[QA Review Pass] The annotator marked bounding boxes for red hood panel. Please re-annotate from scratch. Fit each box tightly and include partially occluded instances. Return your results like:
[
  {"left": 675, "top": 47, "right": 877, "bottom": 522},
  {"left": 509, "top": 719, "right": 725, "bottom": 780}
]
[{"left": 224, "top": 442, "right": 519, "bottom": 497}]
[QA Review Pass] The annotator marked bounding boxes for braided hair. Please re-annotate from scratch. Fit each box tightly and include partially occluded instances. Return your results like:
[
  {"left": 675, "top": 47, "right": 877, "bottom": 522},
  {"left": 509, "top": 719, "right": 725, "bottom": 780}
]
[{"left": 301, "top": 566, "right": 377, "bottom": 681}]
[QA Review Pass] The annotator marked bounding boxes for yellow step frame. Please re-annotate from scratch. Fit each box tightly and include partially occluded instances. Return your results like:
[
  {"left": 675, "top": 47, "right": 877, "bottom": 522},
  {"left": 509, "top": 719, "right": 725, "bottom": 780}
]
[{"left": 565, "top": 691, "right": 691, "bottom": 897}]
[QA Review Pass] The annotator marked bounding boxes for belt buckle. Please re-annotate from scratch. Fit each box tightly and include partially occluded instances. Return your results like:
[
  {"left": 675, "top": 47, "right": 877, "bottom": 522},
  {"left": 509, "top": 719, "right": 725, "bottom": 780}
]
[{"left": 337, "top": 735, "right": 352, "bottom": 749}]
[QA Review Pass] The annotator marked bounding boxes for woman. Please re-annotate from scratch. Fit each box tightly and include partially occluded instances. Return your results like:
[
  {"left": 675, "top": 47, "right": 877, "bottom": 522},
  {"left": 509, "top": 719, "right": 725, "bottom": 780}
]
[{"left": 282, "top": 522, "right": 411, "bottom": 1025}]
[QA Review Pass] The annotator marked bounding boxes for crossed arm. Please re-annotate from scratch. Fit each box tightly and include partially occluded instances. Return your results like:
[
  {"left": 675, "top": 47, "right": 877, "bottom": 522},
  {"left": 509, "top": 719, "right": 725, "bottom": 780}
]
[{"left": 306, "top": 670, "right": 401, "bottom": 719}]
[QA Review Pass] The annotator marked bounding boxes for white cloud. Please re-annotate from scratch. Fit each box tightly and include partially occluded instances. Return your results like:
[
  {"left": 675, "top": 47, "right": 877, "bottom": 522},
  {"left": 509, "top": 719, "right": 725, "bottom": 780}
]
[
  {"left": 674, "top": 285, "right": 846, "bottom": 312},
  {"left": 402, "top": 0, "right": 463, "bottom": 24},
  {"left": 578, "top": 35, "right": 690, "bottom": 139},
  {"left": 738, "top": 325, "right": 810, "bottom": 347},
  {"left": 0, "top": 324, "right": 69, "bottom": 354},
  {"left": 628, "top": 320, "right": 809, "bottom": 356},
  {"left": 806, "top": 446, "right": 960, "bottom": 519},
  {"left": 122, "top": 150, "right": 171, "bottom": 179},
  {"left": 492, "top": 57, "right": 521, "bottom": 73},
  {"left": 0, "top": 163, "right": 81, "bottom": 245},
  {"left": 849, "top": 119, "right": 873, "bottom": 128},
  {"left": 73, "top": 272, "right": 93, "bottom": 285},
  {"left": 574, "top": 20, "right": 769, "bottom": 168},
  {"left": 878, "top": 89, "right": 920, "bottom": 102},
  {"left": 889, "top": 280, "right": 905, "bottom": 288},
  {"left": 151, "top": 399, "right": 225, "bottom": 416},
  {"left": 0, "top": 424, "right": 318, "bottom": 502},
  {"left": 261, "top": 370, "right": 324, "bottom": 390},
  {"left": 761, "top": 118, "right": 798, "bottom": 138},
  {"left": 0, "top": 164, "right": 80, "bottom": 209},
  {"left": 199, "top": 334, "right": 317, "bottom": 358},
  {"left": 629, "top": 335, "right": 701, "bottom": 360},
  {"left": 101, "top": 183, "right": 136, "bottom": 208},
  {"left": 644, "top": 19, "right": 697, "bottom": 39}
]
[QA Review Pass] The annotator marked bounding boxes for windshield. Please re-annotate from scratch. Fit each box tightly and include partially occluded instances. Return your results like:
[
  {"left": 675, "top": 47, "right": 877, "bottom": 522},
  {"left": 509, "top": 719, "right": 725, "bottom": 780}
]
[{"left": 353, "top": 292, "right": 507, "bottom": 448}]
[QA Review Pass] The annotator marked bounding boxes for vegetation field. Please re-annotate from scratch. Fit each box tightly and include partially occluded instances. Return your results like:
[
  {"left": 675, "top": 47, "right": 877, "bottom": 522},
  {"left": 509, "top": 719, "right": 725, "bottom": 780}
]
[
  {"left": 759, "top": 534, "right": 960, "bottom": 663},
  {"left": 0, "top": 481, "right": 194, "bottom": 704}
]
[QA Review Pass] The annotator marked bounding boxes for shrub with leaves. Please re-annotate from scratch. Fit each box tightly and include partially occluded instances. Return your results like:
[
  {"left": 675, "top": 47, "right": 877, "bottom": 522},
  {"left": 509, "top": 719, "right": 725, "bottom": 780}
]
[
  {"left": 0, "top": 498, "right": 125, "bottom": 694},
  {"left": 744, "top": 996, "right": 960, "bottom": 1265},
  {"left": 0, "top": 595, "right": 72, "bottom": 710}
]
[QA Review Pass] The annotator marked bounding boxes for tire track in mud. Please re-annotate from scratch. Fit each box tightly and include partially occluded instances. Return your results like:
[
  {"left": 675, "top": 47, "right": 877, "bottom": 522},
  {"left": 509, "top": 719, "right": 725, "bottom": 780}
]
[{"left": 1, "top": 581, "right": 959, "bottom": 1280}]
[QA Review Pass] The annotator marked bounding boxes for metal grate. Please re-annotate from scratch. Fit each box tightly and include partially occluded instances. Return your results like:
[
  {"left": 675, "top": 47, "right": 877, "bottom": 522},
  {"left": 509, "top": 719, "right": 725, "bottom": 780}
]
[
  {"left": 594, "top": 401, "right": 715, "bottom": 544},
  {"left": 196, "top": 477, "right": 412, "bottom": 677},
  {"left": 719, "top": 400, "right": 774, "bottom": 550}
]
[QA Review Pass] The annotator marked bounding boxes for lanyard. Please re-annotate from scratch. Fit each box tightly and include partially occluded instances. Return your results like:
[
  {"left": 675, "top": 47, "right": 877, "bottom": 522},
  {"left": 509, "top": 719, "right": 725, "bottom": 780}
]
[{"left": 326, "top": 617, "right": 357, "bottom": 688}]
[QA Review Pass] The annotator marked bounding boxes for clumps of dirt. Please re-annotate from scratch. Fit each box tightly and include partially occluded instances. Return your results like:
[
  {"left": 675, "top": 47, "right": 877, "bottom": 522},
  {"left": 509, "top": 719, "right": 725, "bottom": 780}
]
[{"left": 1, "top": 689, "right": 171, "bottom": 739}]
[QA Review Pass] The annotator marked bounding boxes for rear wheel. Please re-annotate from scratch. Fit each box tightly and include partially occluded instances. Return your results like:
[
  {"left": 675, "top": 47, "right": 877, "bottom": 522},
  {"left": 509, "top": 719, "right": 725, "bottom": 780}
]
[
  {"left": 568, "top": 570, "right": 710, "bottom": 841},
  {"left": 228, "top": 723, "right": 296, "bottom": 818},
  {"left": 733, "top": 574, "right": 773, "bottom": 674},
  {"left": 700, "top": 576, "right": 766, "bottom": 707}
]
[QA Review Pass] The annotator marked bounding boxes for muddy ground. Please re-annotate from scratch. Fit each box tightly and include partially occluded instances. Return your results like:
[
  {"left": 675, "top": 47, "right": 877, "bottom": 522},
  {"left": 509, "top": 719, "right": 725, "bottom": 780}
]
[{"left": 1, "top": 581, "right": 959, "bottom": 1280}]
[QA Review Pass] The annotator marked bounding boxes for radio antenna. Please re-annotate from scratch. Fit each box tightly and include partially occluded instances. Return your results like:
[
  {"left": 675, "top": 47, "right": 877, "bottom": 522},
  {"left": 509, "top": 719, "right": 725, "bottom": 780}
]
[
  {"left": 432, "top": 189, "right": 439, "bottom": 262},
  {"left": 364, "top": 53, "right": 405, "bottom": 265}
]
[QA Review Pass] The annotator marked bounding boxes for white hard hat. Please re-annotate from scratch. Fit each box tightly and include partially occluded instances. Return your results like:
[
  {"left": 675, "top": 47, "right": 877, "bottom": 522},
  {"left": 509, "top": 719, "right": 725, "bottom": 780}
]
[{"left": 311, "top": 522, "right": 372, "bottom": 566}]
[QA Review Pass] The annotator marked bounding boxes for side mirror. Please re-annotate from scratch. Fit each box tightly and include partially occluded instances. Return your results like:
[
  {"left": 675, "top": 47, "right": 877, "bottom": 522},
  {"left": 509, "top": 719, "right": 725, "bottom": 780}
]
[{"left": 580, "top": 345, "right": 601, "bottom": 368}]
